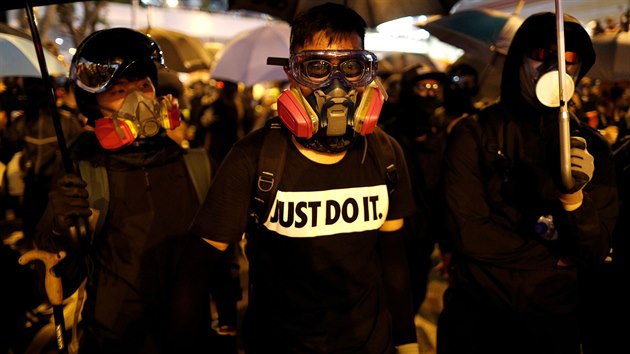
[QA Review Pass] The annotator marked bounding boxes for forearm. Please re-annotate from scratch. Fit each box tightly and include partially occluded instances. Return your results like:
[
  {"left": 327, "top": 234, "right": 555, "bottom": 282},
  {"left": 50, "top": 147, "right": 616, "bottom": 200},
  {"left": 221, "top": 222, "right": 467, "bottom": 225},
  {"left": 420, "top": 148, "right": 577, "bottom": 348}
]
[{"left": 377, "top": 226, "right": 417, "bottom": 347}]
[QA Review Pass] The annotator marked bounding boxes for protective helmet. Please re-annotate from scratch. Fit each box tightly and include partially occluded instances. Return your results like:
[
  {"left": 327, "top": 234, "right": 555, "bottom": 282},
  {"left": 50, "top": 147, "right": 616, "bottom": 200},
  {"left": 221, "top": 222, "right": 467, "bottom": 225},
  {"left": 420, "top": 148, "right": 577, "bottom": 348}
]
[{"left": 70, "top": 28, "right": 164, "bottom": 125}]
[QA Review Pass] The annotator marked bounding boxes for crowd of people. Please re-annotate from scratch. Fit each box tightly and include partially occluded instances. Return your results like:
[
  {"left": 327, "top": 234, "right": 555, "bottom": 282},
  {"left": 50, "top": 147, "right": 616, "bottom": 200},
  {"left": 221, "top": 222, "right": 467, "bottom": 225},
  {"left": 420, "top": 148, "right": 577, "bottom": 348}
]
[{"left": 0, "top": 2, "right": 629, "bottom": 354}]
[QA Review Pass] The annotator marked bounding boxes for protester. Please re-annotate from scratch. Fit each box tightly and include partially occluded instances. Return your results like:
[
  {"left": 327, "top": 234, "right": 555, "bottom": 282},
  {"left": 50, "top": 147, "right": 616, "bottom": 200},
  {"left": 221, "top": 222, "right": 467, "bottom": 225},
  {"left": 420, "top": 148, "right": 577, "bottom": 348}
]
[
  {"left": 436, "top": 12, "right": 618, "bottom": 354},
  {"left": 379, "top": 64, "right": 448, "bottom": 315},
  {"left": 185, "top": 3, "right": 419, "bottom": 353},
  {"left": 33, "top": 28, "right": 235, "bottom": 353}
]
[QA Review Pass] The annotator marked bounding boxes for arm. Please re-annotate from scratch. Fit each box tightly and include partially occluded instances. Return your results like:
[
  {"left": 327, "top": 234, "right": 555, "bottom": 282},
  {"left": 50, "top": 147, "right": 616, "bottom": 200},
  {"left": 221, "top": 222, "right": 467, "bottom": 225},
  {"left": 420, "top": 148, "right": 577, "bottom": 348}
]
[{"left": 378, "top": 219, "right": 419, "bottom": 352}]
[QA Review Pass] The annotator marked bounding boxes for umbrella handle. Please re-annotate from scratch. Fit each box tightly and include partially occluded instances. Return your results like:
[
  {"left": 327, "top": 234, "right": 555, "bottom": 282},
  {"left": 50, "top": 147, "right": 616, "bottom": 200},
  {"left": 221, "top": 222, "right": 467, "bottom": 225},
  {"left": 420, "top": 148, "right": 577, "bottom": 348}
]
[
  {"left": 555, "top": 0, "right": 574, "bottom": 191},
  {"left": 19, "top": 250, "right": 69, "bottom": 354}
]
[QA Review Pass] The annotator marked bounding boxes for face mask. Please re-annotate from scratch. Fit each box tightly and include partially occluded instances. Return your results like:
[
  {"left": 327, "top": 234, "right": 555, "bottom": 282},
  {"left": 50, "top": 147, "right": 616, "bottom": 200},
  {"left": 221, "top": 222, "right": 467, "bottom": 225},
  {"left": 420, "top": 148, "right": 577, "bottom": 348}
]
[
  {"left": 520, "top": 57, "right": 580, "bottom": 107},
  {"left": 276, "top": 79, "right": 387, "bottom": 153},
  {"left": 94, "top": 91, "right": 180, "bottom": 150}
]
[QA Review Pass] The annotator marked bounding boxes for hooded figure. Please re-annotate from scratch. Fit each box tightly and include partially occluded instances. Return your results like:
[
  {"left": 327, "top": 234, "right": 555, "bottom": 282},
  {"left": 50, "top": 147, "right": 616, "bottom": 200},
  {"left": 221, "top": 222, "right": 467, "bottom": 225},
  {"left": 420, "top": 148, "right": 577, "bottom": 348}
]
[{"left": 436, "top": 12, "right": 618, "bottom": 354}]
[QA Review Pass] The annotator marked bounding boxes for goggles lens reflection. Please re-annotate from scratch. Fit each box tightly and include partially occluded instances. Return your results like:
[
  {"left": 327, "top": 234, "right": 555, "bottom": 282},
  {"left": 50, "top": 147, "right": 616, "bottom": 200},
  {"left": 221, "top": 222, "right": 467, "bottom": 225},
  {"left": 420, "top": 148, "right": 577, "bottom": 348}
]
[
  {"left": 288, "top": 50, "right": 378, "bottom": 89},
  {"left": 73, "top": 57, "right": 122, "bottom": 94}
]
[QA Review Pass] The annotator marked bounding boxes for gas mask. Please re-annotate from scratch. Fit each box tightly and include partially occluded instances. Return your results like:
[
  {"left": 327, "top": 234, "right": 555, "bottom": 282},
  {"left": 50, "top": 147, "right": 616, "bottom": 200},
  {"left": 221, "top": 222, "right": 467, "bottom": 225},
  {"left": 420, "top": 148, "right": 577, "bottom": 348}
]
[
  {"left": 520, "top": 48, "right": 581, "bottom": 108},
  {"left": 270, "top": 50, "right": 387, "bottom": 153},
  {"left": 94, "top": 91, "right": 180, "bottom": 150}
]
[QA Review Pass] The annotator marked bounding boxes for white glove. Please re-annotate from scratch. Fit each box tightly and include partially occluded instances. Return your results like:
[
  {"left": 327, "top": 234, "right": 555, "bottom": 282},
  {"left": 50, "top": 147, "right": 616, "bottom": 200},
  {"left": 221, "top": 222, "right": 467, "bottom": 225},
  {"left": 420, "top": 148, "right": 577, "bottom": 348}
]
[
  {"left": 559, "top": 136, "right": 594, "bottom": 210},
  {"left": 395, "top": 343, "right": 420, "bottom": 354}
]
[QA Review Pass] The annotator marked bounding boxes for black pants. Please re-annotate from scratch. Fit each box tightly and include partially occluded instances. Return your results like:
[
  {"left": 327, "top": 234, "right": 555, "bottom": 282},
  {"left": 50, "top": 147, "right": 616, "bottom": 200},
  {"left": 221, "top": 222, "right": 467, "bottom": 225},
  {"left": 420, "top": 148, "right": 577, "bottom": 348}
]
[{"left": 437, "top": 287, "right": 581, "bottom": 354}]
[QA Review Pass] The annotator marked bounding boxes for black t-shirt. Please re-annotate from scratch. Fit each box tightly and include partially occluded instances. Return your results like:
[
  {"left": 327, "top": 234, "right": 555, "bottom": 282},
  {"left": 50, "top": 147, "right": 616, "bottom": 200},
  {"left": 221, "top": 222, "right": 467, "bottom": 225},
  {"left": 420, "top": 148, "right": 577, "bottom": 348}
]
[{"left": 190, "top": 127, "right": 415, "bottom": 352}]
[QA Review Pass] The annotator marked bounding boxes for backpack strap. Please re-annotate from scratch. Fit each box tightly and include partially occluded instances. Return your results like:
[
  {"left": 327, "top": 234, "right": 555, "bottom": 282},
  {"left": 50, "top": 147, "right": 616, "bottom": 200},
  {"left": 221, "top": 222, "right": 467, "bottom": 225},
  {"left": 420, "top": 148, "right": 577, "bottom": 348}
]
[
  {"left": 367, "top": 126, "right": 398, "bottom": 195},
  {"left": 78, "top": 160, "right": 109, "bottom": 240},
  {"left": 182, "top": 147, "right": 212, "bottom": 204},
  {"left": 251, "top": 118, "right": 288, "bottom": 225}
]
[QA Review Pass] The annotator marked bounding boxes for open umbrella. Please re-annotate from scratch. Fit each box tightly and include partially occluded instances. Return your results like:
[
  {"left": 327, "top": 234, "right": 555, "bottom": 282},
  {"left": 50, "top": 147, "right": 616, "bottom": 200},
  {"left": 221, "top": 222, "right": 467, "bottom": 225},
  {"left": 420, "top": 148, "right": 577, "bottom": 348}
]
[
  {"left": 417, "top": 8, "right": 523, "bottom": 64},
  {"left": 0, "top": 32, "right": 66, "bottom": 77},
  {"left": 377, "top": 52, "right": 438, "bottom": 77},
  {"left": 588, "top": 31, "right": 630, "bottom": 82},
  {"left": 229, "top": 0, "right": 458, "bottom": 28},
  {"left": 210, "top": 21, "right": 290, "bottom": 86},
  {"left": 139, "top": 27, "right": 213, "bottom": 73}
]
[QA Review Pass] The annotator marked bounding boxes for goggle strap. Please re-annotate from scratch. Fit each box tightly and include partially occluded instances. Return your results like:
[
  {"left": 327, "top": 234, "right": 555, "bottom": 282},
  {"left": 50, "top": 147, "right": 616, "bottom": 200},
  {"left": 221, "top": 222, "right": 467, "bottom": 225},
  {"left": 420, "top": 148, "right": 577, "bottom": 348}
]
[{"left": 267, "top": 57, "right": 290, "bottom": 67}]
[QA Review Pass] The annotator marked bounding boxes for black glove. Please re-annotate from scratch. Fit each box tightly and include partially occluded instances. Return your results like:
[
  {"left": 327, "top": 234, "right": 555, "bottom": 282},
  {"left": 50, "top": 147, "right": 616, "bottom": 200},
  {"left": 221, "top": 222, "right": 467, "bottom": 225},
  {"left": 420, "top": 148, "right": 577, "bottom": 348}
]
[{"left": 49, "top": 173, "right": 92, "bottom": 236}]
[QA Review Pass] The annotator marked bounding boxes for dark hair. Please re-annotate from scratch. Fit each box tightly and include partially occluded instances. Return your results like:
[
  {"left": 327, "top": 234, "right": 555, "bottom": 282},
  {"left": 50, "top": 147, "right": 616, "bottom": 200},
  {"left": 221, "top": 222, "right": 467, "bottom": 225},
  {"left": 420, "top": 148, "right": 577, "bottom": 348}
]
[{"left": 289, "top": 2, "right": 366, "bottom": 54}]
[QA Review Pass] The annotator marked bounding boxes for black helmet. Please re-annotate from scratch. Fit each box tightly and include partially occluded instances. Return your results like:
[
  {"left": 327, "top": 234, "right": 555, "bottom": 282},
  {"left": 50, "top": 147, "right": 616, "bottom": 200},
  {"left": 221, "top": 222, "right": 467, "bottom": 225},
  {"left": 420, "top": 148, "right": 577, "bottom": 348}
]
[{"left": 70, "top": 28, "right": 164, "bottom": 124}]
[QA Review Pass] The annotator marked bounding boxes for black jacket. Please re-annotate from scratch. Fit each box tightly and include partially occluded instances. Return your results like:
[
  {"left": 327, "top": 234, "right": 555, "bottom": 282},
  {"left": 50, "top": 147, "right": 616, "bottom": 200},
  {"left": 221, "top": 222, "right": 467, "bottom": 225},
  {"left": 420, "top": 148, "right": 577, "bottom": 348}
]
[{"left": 443, "top": 12, "right": 618, "bottom": 314}]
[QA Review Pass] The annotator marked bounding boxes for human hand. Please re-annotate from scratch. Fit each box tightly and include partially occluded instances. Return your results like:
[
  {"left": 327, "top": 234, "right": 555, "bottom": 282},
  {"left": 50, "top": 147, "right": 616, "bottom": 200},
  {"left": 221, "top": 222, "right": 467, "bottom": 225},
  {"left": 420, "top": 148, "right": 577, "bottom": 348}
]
[
  {"left": 49, "top": 173, "right": 92, "bottom": 236},
  {"left": 395, "top": 343, "right": 420, "bottom": 354},
  {"left": 433, "top": 251, "right": 452, "bottom": 279},
  {"left": 559, "top": 137, "right": 594, "bottom": 209}
]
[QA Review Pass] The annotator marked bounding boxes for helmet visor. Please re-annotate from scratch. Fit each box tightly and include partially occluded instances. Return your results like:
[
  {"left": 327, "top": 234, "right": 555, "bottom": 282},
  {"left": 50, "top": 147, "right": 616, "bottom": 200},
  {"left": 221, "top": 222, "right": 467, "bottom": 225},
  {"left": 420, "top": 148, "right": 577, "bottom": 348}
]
[
  {"left": 73, "top": 57, "right": 123, "bottom": 94},
  {"left": 71, "top": 38, "right": 164, "bottom": 94},
  {"left": 287, "top": 50, "right": 378, "bottom": 89}
]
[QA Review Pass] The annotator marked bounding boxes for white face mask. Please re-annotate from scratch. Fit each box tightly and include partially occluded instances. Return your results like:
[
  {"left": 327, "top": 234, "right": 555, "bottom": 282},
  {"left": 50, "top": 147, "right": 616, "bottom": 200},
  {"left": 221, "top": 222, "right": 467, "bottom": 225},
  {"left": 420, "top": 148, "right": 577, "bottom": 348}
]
[{"left": 520, "top": 57, "right": 580, "bottom": 107}]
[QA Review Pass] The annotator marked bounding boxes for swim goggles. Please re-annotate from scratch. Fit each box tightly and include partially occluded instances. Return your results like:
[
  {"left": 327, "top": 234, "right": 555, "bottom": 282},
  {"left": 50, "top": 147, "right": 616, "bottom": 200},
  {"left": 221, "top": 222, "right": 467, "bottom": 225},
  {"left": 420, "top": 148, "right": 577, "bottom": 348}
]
[{"left": 268, "top": 50, "right": 378, "bottom": 89}]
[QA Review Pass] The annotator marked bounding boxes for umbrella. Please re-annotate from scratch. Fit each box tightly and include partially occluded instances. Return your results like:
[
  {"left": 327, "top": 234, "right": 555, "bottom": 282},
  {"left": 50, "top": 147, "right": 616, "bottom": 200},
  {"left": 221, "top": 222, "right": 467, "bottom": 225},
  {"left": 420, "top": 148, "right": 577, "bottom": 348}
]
[
  {"left": 210, "top": 21, "right": 290, "bottom": 86},
  {"left": 377, "top": 52, "right": 438, "bottom": 77},
  {"left": 228, "top": 0, "right": 458, "bottom": 28},
  {"left": 0, "top": 32, "right": 67, "bottom": 77},
  {"left": 377, "top": 52, "right": 439, "bottom": 101},
  {"left": 588, "top": 31, "right": 630, "bottom": 82},
  {"left": 417, "top": 8, "right": 523, "bottom": 64},
  {"left": 0, "top": 0, "right": 77, "bottom": 10},
  {"left": 0, "top": 22, "right": 32, "bottom": 39},
  {"left": 139, "top": 27, "right": 213, "bottom": 73}
]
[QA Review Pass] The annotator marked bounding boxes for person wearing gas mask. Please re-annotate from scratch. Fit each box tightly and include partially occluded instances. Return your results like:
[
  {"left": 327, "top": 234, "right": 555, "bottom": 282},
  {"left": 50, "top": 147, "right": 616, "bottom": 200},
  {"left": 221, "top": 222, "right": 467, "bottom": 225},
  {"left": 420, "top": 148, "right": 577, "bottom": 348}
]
[
  {"left": 378, "top": 65, "right": 449, "bottom": 318},
  {"left": 33, "top": 28, "right": 237, "bottom": 353},
  {"left": 436, "top": 12, "right": 618, "bottom": 354},
  {"left": 184, "top": 3, "right": 419, "bottom": 353}
]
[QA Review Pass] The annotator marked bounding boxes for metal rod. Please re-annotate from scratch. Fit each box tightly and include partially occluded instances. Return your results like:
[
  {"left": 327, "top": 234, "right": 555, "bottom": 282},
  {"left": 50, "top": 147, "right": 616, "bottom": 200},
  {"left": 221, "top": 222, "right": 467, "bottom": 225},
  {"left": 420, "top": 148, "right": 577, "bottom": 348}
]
[
  {"left": 555, "top": 0, "right": 574, "bottom": 190},
  {"left": 24, "top": 0, "right": 87, "bottom": 243},
  {"left": 24, "top": 0, "right": 74, "bottom": 174}
]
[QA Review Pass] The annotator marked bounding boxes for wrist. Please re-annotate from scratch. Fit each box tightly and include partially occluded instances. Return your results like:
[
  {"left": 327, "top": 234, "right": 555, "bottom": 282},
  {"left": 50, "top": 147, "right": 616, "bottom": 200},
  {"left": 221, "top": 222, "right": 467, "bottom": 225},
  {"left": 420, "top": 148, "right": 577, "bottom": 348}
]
[
  {"left": 559, "top": 190, "right": 583, "bottom": 211},
  {"left": 395, "top": 343, "right": 420, "bottom": 354}
]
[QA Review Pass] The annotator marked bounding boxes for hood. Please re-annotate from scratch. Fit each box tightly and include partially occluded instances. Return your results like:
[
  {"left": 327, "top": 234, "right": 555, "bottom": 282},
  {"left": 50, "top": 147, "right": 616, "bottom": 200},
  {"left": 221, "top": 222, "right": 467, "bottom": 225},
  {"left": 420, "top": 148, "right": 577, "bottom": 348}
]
[{"left": 501, "top": 12, "right": 595, "bottom": 113}]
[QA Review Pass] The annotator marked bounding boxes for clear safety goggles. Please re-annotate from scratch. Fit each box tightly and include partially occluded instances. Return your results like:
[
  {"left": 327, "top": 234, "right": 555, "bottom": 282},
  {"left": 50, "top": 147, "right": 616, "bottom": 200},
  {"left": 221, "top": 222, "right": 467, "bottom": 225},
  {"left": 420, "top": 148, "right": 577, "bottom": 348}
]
[{"left": 268, "top": 50, "right": 378, "bottom": 89}]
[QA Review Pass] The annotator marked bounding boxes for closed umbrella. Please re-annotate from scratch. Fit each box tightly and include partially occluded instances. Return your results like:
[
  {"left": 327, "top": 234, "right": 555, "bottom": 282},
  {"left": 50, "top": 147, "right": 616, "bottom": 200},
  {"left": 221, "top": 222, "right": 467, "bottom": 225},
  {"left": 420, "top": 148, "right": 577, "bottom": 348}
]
[
  {"left": 588, "top": 31, "right": 630, "bottom": 82},
  {"left": 210, "top": 21, "right": 290, "bottom": 86},
  {"left": 140, "top": 27, "right": 213, "bottom": 73},
  {"left": 0, "top": 32, "right": 66, "bottom": 77}
]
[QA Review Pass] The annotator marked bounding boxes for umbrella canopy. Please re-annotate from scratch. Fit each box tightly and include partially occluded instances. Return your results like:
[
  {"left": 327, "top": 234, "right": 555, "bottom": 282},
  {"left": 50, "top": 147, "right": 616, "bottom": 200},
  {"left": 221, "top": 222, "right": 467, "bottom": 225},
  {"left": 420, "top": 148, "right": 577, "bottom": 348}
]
[
  {"left": 140, "top": 27, "right": 213, "bottom": 73},
  {"left": 377, "top": 52, "right": 438, "bottom": 77},
  {"left": 0, "top": 23, "right": 32, "bottom": 39},
  {"left": 418, "top": 8, "right": 523, "bottom": 64},
  {"left": 0, "top": 32, "right": 66, "bottom": 77},
  {"left": 210, "top": 21, "right": 290, "bottom": 86},
  {"left": 0, "top": 0, "right": 78, "bottom": 11},
  {"left": 229, "top": 0, "right": 457, "bottom": 28},
  {"left": 588, "top": 31, "right": 630, "bottom": 82}
]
